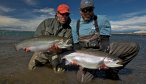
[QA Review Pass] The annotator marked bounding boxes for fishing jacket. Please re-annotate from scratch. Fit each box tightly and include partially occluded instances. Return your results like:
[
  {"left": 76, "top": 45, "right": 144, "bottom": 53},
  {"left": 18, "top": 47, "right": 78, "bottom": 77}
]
[
  {"left": 34, "top": 17, "right": 73, "bottom": 51},
  {"left": 76, "top": 15, "right": 111, "bottom": 52}
]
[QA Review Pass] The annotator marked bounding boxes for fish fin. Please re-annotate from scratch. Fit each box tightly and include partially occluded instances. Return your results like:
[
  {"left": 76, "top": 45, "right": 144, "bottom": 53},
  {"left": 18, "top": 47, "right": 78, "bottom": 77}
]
[
  {"left": 14, "top": 43, "right": 21, "bottom": 51},
  {"left": 15, "top": 45, "right": 19, "bottom": 51},
  {"left": 65, "top": 60, "right": 71, "bottom": 65}
]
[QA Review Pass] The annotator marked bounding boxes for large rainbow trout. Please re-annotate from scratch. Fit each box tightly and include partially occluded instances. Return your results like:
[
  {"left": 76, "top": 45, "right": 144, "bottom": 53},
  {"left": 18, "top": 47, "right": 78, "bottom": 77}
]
[
  {"left": 15, "top": 35, "right": 72, "bottom": 52},
  {"left": 63, "top": 50, "right": 122, "bottom": 69}
]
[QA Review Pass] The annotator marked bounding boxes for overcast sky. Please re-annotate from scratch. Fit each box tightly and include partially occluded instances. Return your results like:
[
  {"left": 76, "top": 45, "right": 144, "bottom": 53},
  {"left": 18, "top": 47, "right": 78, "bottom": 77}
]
[{"left": 0, "top": 0, "right": 146, "bottom": 33}]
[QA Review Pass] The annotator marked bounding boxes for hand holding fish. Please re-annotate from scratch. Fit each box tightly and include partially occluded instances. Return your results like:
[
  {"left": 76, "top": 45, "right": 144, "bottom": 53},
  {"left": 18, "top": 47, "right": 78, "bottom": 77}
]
[
  {"left": 98, "top": 64, "right": 109, "bottom": 70},
  {"left": 23, "top": 48, "right": 31, "bottom": 52},
  {"left": 48, "top": 44, "right": 62, "bottom": 53}
]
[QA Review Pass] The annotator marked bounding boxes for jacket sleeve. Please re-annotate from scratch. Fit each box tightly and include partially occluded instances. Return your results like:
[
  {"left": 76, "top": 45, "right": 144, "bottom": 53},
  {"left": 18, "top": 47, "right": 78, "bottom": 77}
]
[
  {"left": 34, "top": 20, "right": 47, "bottom": 37},
  {"left": 99, "top": 35, "right": 110, "bottom": 52},
  {"left": 98, "top": 15, "right": 111, "bottom": 52},
  {"left": 98, "top": 15, "right": 111, "bottom": 36},
  {"left": 65, "top": 28, "right": 74, "bottom": 50}
]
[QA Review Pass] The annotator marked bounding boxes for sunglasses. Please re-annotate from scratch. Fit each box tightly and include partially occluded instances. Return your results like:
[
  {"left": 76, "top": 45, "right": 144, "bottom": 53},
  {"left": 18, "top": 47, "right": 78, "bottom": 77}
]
[
  {"left": 58, "top": 12, "right": 70, "bottom": 16},
  {"left": 81, "top": 7, "right": 94, "bottom": 13}
]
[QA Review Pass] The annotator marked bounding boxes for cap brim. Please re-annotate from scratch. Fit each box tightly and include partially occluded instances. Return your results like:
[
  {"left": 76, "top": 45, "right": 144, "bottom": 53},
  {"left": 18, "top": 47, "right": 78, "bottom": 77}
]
[
  {"left": 80, "top": 5, "right": 94, "bottom": 9},
  {"left": 59, "top": 10, "right": 69, "bottom": 14}
]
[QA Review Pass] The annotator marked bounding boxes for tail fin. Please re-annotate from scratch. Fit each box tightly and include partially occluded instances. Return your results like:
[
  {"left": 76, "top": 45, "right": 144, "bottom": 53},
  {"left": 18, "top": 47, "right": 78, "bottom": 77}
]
[{"left": 14, "top": 43, "right": 20, "bottom": 51}]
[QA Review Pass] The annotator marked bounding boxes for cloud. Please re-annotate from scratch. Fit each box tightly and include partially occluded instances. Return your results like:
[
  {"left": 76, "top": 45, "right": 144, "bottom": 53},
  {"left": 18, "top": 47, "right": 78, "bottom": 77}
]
[
  {"left": 0, "top": 16, "right": 20, "bottom": 26},
  {"left": 0, "top": 6, "right": 56, "bottom": 31},
  {"left": 25, "top": 0, "right": 38, "bottom": 5},
  {"left": 121, "top": 10, "right": 146, "bottom": 18},
  {"left": 0, "top": 6, "right": 15, "bottom": 13},
  {"left": 33, "top": 8, "right": 56, "bottom": 16},
  {"left": 0, "top": 15, "right": 52, "bottom": 31},
  {"left": 111, "top": 15, "right": 146, "bottom": 32}
]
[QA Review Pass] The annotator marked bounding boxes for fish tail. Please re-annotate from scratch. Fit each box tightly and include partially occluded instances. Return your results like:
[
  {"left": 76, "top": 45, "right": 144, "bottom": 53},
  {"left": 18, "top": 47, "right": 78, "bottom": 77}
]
[{"left": 14, "top": 44, "right": 19, "bottom": 51}]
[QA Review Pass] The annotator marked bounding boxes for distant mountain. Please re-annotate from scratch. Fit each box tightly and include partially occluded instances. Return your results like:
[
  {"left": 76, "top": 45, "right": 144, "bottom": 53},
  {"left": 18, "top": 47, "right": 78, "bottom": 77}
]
[
  {"left": 132, "top": 30, "right": 146, "bottom": 35},
  {"left": 134, "top": 30, "right": 146, "bottom": 33},
  {"left": 112, "top": 30, "right": 146, "bottom": 35},
  {"left": 112, "top": 29, "right": 139, "bottom": 34},
  {"left": 112, "top": 29, "right": 146, "bottom": 35}
]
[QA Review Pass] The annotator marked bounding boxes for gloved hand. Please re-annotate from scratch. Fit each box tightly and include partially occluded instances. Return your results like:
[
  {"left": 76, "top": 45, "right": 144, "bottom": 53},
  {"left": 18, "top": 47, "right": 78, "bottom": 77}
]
[{"left": 48, "top": 44, "right": 62, "bottom": 53}]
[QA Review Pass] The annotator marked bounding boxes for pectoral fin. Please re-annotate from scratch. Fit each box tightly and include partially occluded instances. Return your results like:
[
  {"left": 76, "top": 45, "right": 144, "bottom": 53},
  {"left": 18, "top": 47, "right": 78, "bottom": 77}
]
[{"left": 65, "top": 60, "right": 71, "bottom": 65}]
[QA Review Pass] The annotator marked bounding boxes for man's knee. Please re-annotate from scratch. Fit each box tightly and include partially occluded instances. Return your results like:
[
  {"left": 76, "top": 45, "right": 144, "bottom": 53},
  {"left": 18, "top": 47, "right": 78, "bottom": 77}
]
[
  {"left": 130, "top": 42, "right": 140, "bottom": 52},
  {"left": 51, "top": 55, "right": 60, "bottom": 68},
  {"left": 28, "top": 52, "right": 48, "bottom": 70},
  {"left": 28, "top": 59, "right": 41, "bottom": 70},
  {"left": 120, "top": 42, "right": 139, "bottom": 67},
  {"left": 50, "top": 55, "right": 66, "bottom": 72}
]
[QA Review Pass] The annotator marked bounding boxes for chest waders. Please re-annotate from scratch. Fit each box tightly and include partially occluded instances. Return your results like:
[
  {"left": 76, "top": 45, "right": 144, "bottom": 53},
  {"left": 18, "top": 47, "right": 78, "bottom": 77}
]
[{"left": 76, "top": 15, "right": 101, "bottom": 48}]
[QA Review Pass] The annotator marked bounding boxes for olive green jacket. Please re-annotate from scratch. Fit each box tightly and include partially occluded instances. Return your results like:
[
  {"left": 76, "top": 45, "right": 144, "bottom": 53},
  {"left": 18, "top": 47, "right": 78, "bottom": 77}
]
[
  {"left": 34, "top": 17, "right": 73, "bottom": 45},
  {"left": 31, "top": 17, "right": 73, "bottom": 66}
]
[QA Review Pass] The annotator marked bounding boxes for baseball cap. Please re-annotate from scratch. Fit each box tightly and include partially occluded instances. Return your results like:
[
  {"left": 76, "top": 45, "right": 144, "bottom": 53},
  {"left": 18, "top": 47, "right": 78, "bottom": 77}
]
[
  {"left": 57, "top": 4, "right": 70, "bottom": 13},
  {"left": 80, "top": 0, "right": 94, "bottom": 9}
]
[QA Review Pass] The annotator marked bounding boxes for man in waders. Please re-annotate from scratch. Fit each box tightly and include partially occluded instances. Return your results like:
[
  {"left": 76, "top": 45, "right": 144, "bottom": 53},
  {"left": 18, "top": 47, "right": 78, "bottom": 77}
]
[
  {"left": 28, "top": 4, "right": 73, "bottom": 73},
  {"left": 73, "top": 0, "right": 140, "bottom": 83}
]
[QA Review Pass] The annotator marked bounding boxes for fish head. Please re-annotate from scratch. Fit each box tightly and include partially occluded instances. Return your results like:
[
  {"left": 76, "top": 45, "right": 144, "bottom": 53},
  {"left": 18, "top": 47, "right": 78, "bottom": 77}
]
[
  {"left": 104, "top": 57, "right": 123, "bottom": 68},
  {"left": 63, "top": 53, "right": 75, "bottom": 61},
  {"left": 57, "top": 39, "right": 72, "bottom": 48},
  {"left": 62, "top": 53, "right": 76, "bottom": 65}
]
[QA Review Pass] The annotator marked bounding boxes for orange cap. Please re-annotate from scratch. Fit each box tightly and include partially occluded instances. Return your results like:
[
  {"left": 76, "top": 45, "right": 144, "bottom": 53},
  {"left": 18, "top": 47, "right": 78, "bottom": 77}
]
[{"left": 57, "top": 4, "right": 70, "bottom": 13}]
